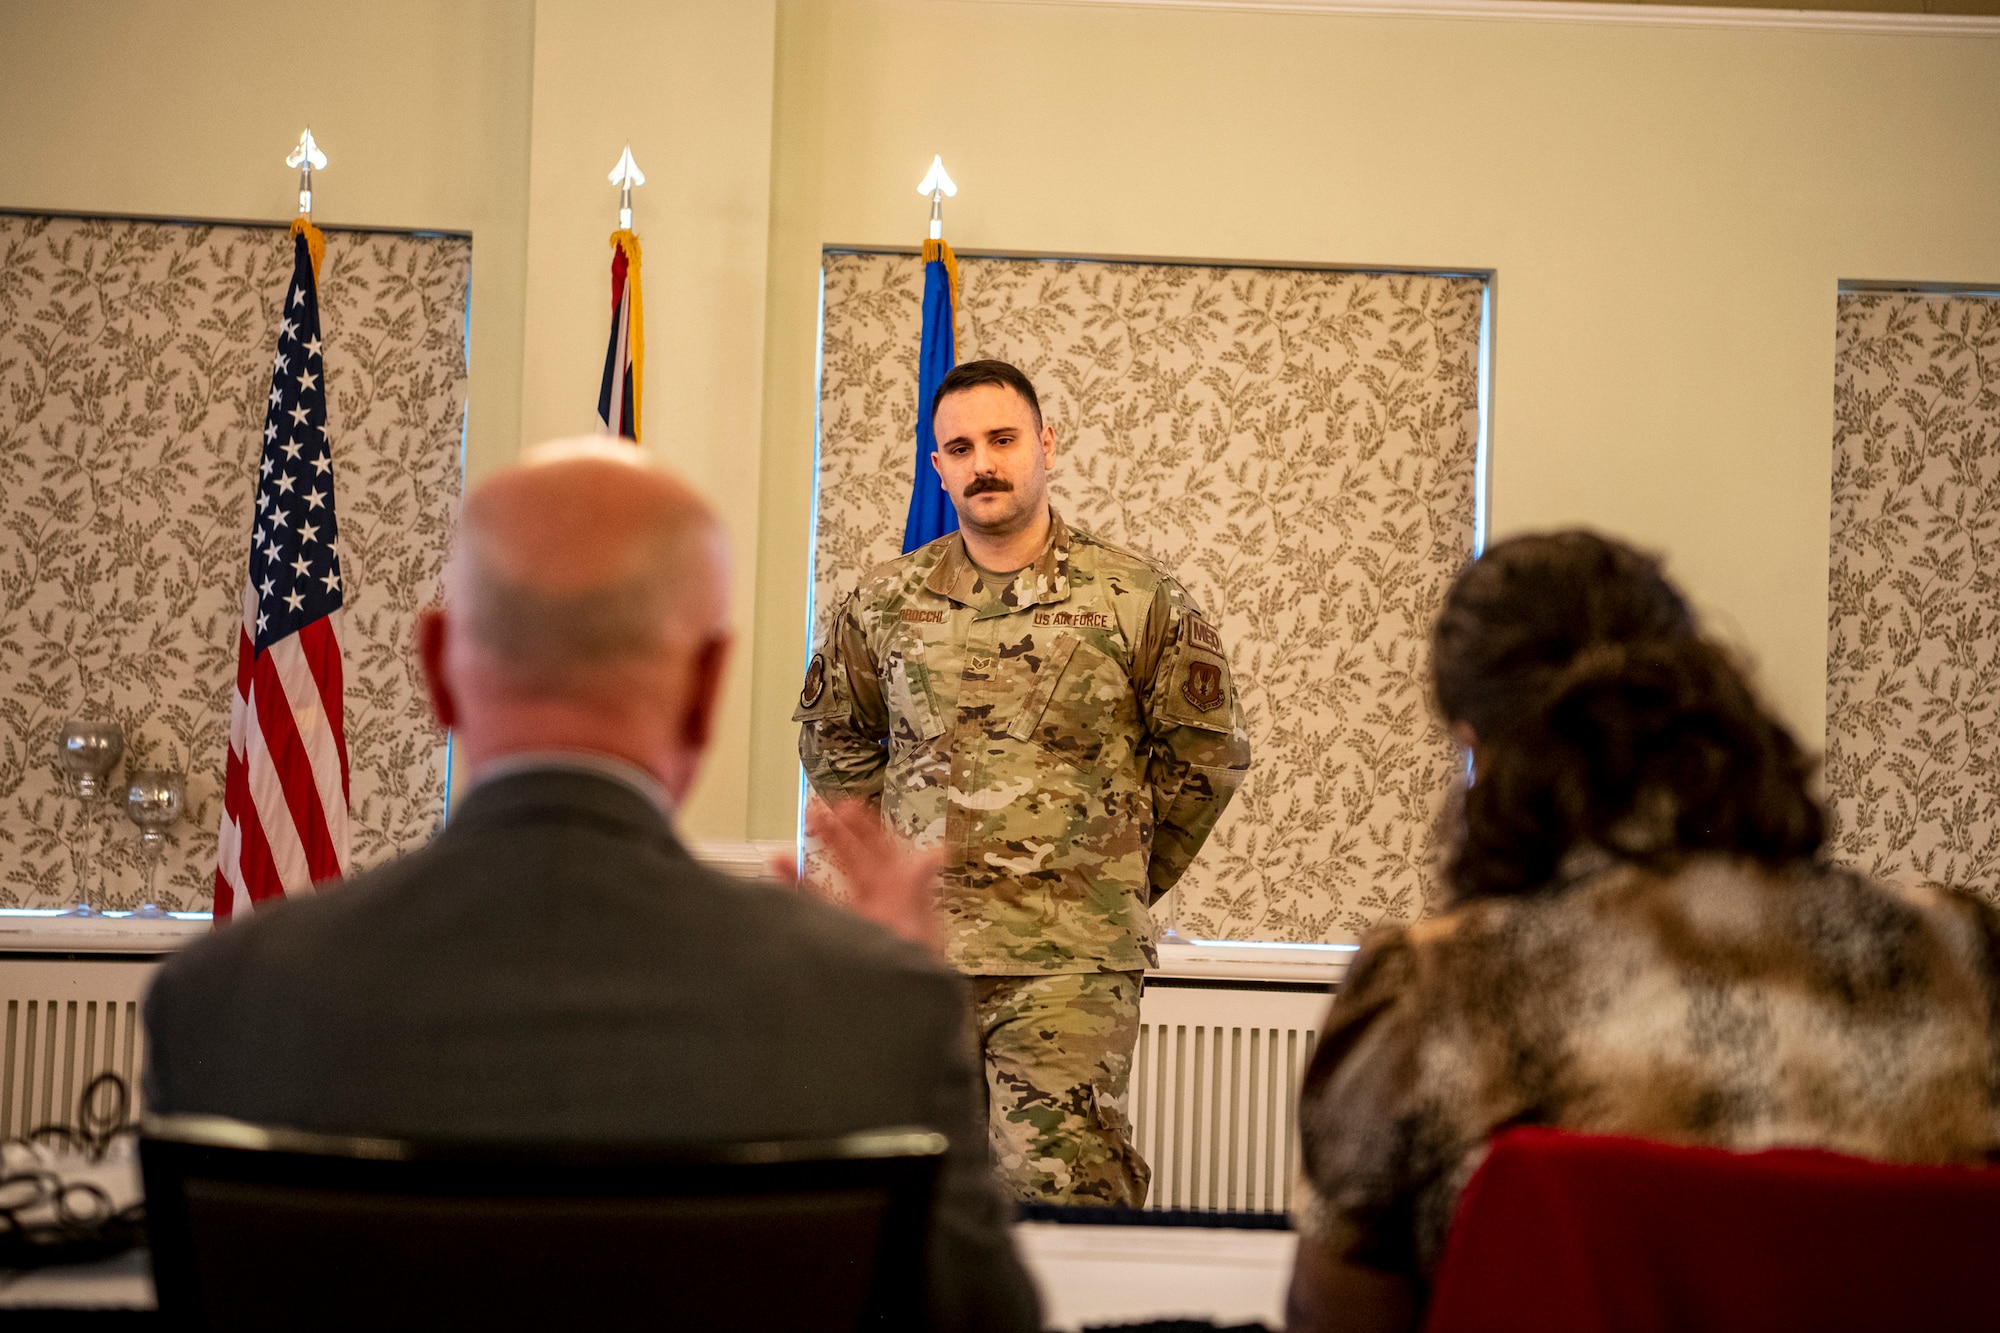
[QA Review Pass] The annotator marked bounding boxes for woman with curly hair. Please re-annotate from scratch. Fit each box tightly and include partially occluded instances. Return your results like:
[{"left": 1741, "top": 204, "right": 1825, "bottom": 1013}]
[{"left": 1286, "top": 531, "right": 2000, "bottom": 1333}]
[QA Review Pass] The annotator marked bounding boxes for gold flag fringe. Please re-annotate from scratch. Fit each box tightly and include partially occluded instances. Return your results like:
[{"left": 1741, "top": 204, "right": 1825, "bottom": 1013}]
[
  {"left": 289, "top": 216, "right": 326, "bottom": 285},
  {"left": 922, "top": 237, "right": 960, "bottom": 360}
]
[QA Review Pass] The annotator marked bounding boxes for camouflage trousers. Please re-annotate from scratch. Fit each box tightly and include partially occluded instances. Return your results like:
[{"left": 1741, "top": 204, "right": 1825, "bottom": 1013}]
[{"left": 970, "top": 970, "right": 1150, "bottom": 1208}]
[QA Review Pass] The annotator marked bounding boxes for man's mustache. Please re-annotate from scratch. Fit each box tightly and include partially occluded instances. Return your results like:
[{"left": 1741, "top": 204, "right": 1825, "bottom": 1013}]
[{"left": 963, "top": 477, "right": 1014, "bottom": 498}]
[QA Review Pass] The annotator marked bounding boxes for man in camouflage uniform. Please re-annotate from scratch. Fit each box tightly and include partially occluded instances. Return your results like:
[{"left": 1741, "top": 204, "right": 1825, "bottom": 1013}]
[{"left": 797, "top": 360, "right": 1251, "bottom": 1206}]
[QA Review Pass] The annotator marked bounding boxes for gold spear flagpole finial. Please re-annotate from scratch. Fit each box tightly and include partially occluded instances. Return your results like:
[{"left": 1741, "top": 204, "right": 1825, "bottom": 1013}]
[
  {"left": 916, "top": 155, "right": 957, "bottom": 241},
  {"left": 286, "top": 129, "right": 328, "bottom": 218},
  {"left": 609, "top": 146, "right": 646, "bottom": 231}
]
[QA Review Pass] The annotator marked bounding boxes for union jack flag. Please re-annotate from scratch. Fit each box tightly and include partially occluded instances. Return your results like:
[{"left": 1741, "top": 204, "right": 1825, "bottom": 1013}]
[{"left": 212, "top": 221, "right": 351, "bottom": 919}]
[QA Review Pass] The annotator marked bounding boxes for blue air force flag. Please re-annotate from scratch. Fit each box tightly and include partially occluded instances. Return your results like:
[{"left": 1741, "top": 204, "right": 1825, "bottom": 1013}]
[{"left": 902, "top": 238, "right": 960, "bottom": 554}]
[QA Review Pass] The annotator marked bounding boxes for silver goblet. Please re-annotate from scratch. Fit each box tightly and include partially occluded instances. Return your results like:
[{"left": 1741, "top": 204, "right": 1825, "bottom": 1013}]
[
  {"left": 55, "top": 720, "right": 124, "bottom": 916},
  {"left": 56, "top": 720, "right": 124, "bottom": 800},
  {"left": 124, "top": 770, "right": 185, "bottom": 920}
]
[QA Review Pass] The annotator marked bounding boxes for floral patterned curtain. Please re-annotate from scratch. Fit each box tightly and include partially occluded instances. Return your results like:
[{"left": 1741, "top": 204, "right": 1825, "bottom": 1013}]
[
  {"left": 0, "top": 214, "right": 469, "bottom": 911},
  {"left": 813, "top": 251, "right": 1484, "bottom": 943},
  {"left": 1827, "top": 291, "right": 2000, "bottom": 901}
]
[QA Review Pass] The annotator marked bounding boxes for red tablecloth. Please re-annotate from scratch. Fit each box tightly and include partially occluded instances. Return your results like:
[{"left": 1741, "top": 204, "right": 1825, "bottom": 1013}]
[{"left": 1425, "top": 1127, "right": 2000, "bottom": 1333}]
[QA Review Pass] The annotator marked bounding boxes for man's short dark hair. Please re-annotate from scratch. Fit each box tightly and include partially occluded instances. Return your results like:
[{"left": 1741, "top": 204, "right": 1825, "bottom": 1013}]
[{"left": 931, "top": 359, "right": 1043, "bottom": 433}]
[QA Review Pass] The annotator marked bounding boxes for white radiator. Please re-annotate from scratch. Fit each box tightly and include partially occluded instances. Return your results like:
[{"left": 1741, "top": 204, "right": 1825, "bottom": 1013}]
[
  {"left": 1, "top": 928, "right": 1342, "bottom": 1223},
  {"left": 1132, "top": 980, "right": 1330, "bottom": 1215},
  {"left": 0, "top": 959, "right": 154, "bottom": 1138}
]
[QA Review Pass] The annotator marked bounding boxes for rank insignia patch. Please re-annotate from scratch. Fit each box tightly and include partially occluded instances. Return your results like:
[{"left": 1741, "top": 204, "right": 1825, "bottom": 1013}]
[
  {"left": 1182, "top": 659, "right": 1224, "bottom": 713},
  {"left": 800, "top": 653, "right": 827, "bottom": 708}
]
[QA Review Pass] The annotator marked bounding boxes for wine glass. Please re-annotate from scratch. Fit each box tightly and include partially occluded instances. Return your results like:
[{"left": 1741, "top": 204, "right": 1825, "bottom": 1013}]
[
  {"left": 123, "top": 770, "right": 185, "bottom": 919},
  {"left": 55, "top": 720, "right": 124, "bottom": 916}
]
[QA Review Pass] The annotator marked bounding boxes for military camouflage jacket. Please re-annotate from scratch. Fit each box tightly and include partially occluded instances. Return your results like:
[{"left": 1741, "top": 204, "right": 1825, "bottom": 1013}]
[{"left": 797, "top": 511, "right": 1252, "bottom": 976}]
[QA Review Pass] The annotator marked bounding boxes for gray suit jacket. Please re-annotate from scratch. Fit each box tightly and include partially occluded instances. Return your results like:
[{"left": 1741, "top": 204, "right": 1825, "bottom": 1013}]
[{"left": 145, "top": 768, "right": 1038, "bottom": 1331}]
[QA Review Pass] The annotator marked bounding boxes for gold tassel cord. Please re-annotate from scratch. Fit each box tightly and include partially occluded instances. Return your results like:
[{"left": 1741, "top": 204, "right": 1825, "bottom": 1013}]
[
  {"left": 289, "top": 216, "right": 326, "bottom": 286},
  {"left": 610, "top": 228, "right": 645, "bottom": 443},
  {"left": 923, "top": 237, "right": 960, "bottom": 361}
]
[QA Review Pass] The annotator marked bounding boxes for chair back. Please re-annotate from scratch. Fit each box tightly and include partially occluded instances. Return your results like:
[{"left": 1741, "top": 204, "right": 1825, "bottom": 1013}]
[
  {"left": 1425, "top": 1127, "right": 2000, "bottom": 1333},
  {"left": 141, "top": 1114, "right": 945, "bottom": 1333}
]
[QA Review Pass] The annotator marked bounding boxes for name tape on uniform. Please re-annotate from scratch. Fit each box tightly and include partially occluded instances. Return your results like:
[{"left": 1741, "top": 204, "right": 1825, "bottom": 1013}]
[{"left": 1032, "top": 610, "right": 1113, "bottom": 630}]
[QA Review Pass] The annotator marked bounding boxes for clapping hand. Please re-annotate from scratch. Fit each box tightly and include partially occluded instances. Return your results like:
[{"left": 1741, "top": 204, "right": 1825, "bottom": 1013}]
[{"left": 769, "top": 799, "right": 946, "bottom": 956}]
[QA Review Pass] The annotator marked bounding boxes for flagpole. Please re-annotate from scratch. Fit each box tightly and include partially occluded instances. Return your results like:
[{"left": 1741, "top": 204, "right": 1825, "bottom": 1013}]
[
  {"left": 287, "top": 129, "right": 327, "bottom": 219},
  {"left": 610, "top": 145, "right": 645, "bottom": 230},
  {"left": 918, "top": 154, "right": 957, "bottom": 240},
  {"left": 903, "top": 156, "right": 962, "bottom": 555},
  {"left": 916, "top": 154, "right": 960, "bottom": 362},
  {"left": 599, "top": 147, "right": 647, "bottom": 442}
]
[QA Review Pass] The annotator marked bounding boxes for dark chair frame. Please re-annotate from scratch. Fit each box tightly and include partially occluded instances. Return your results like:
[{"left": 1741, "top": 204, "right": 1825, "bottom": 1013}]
[{"left": 141, "top": 1113, "right": 947, "bottom": 1332}]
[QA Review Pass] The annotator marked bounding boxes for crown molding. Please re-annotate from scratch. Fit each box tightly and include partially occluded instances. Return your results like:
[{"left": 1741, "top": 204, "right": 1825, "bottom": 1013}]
[
  {"left": 966, "top": 0, "right": 2000, "bottom": 36},
  {"left": 1840, "top": 278, "right": 2000, "bottom": 294}
]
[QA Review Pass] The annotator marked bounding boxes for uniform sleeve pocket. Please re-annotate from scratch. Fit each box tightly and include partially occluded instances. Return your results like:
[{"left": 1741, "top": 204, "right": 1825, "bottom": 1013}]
[{"left": 885, "top": 643, "right": 946, "bottom": 742}]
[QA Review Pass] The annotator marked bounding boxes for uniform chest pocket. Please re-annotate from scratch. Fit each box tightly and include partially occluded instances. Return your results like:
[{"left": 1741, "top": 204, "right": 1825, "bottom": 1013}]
[
  {"left": 884, "top": 641, "right": 946, "bottom": 743},
  {"left": 1007, "top": 632, "right": 1130, "bottom": 774}
]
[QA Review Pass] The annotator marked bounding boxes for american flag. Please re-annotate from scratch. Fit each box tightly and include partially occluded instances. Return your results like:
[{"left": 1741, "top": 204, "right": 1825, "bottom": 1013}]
[
  {"left": 596, "top": 229, "right": 643, "bottom": 441},
  {"left": 213, "top": 221, "right": 351, "bottom": 919}
]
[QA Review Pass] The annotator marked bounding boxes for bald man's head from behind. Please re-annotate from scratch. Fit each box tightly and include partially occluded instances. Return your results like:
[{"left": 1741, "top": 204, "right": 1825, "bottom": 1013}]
[{"left": 416, "top": 441, "right": 732, "bottom": 808}]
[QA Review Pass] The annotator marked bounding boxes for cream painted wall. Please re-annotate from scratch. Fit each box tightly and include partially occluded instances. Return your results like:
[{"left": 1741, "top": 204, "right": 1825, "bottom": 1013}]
[
  {"left": 0, "top": 0, "right": 781, "bottom": 845},
  {"left": 518, "top": 0, "right": 779, "bottom": 842},
  {"left": 745, "top": 0, "right": 2000, "bottom": 839},
  {"left": 0, "top": 0, "right": 536, "bottom": 484}
]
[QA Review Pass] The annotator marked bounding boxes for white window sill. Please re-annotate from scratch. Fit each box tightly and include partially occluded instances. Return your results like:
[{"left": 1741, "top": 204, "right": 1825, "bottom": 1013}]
[
  {"left": 0, "top": 910, "right": 212, "bottom": 954},
  {"left": 1152, "top": 938, "right": 1355, "bottom": 987},
  {"left": 0, "top": 908, "right": 1364, "bottom": 985}
]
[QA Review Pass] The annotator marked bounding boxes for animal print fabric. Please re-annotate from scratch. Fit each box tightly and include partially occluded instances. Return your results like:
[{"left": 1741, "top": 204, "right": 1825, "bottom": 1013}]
[{"left": 1294, "top": 856, "right": 2000, "bottom": 1275}]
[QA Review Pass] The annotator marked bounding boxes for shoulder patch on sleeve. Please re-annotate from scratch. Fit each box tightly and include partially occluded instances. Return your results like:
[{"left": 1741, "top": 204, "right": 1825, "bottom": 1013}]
[
  {"left": 1180, "top": 612, "right": 1224, "bottom": 656},
  {"left": 1181, "top": 657, "right": 1225, "bottom": 713},
  {"left": 793, "top": 649, "right": 846, "bottom": 723},
  {"left": 1155, "top": 638, "right": 1238, "bottom": 734},
  {"left": 799, "top": 653, "right": 828, "bottom": 709}
]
